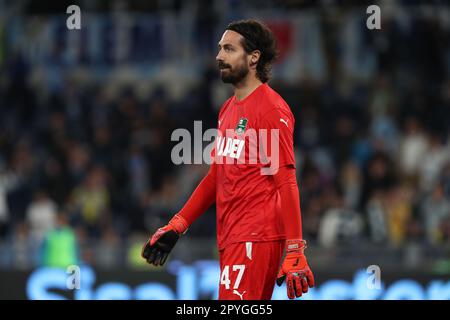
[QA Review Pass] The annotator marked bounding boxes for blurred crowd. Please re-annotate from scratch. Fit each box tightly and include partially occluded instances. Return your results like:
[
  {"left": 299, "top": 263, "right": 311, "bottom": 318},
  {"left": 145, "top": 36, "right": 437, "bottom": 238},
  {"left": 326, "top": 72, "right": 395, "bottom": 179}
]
[{"left": 0, "top": 1, "right": 450, "bottom": 269}]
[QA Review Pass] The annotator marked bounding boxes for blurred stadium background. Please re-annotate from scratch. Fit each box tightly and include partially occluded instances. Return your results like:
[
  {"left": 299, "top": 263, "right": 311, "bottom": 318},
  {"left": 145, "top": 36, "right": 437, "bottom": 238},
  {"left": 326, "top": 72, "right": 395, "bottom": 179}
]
[{"left": 0, "top": 0, "right": 450, "bottom": 300}]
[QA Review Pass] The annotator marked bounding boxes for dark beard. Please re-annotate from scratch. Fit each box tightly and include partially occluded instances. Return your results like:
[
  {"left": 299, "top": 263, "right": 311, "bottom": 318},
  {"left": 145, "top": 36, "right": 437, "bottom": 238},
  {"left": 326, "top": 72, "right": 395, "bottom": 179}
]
[{"left": 220, "top": 64, "right": 249, "bottom": 85}]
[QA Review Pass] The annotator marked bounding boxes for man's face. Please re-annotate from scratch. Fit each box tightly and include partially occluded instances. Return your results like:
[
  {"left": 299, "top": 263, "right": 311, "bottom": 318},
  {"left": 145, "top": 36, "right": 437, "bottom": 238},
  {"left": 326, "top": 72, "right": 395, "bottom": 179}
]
[{"left": 216, "top": 30, "right": 250, "bottom": 85}]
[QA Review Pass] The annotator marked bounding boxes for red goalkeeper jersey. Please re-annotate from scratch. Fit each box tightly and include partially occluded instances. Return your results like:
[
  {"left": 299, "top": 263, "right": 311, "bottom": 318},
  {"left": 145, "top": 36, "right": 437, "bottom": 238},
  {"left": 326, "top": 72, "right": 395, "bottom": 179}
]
[{"left": 213, "top": 83, "right": 296, "bottom": 250}]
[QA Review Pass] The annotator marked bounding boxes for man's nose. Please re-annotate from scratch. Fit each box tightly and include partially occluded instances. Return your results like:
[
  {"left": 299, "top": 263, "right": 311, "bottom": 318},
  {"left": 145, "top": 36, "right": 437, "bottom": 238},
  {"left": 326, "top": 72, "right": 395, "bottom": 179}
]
[{"left": 216, "top": 50, "right": 223, "bottom": 62}]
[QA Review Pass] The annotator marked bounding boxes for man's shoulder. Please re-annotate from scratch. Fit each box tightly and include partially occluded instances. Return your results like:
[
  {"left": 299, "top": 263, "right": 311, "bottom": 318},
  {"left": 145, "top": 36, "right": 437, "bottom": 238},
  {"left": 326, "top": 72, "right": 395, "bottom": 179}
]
[{"left": 259, "top": 84, "right": 293, "bottom": 119}]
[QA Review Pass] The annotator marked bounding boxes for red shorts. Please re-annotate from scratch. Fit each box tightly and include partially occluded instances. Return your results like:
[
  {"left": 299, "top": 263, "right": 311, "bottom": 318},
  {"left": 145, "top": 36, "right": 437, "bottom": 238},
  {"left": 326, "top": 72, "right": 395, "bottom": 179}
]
[{"left": 218, "top": 240, "right": 285, "bottom": 300}]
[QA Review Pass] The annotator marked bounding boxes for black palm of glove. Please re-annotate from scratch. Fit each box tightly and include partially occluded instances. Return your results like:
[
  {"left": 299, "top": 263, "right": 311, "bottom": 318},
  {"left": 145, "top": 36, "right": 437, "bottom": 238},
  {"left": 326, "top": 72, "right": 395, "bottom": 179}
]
[
  {"left": 141, "top": 214, "right": 188, "bottom": 266},
  {"left": 141, "top": 226, "right": 180, "bottom": 266}
]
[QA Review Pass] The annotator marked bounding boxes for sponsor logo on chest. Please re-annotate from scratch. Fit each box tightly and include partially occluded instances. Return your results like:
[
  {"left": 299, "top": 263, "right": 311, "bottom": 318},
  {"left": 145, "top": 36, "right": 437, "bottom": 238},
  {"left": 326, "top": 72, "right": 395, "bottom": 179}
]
[
  {"left": 216, "top": 136, "right": 245, "bottom": 159},
  {"left": 216, "top": 117, "right": 248, "bottom": 159}
]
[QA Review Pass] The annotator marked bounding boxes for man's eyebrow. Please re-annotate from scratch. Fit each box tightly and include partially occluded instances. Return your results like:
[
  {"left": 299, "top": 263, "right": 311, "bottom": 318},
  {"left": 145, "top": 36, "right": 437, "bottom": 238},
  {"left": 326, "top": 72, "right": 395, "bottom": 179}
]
[{"left": 218, "top": 43, "right": 234, "bottom": 48}]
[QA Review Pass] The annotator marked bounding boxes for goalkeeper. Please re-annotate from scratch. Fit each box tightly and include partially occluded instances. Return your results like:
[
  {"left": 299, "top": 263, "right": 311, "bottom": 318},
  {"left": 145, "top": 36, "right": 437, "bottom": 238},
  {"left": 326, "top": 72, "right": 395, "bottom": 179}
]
[{"left": 142, "top": 19, "right": 314, "bottom": 300}]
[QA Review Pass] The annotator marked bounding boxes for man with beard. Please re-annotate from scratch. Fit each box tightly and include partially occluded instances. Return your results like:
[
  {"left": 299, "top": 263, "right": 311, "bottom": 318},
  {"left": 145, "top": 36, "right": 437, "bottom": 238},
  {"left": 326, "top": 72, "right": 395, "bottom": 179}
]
[{"left": 142, "top": 19, "right": 314, "bottom": 300}]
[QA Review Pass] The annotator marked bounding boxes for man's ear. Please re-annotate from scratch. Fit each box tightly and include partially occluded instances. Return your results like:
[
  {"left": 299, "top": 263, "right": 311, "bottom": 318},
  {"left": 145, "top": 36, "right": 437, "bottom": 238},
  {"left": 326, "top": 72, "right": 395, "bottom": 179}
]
[{"left": 249, "top": 50, "right": 261, "bottom": 68}]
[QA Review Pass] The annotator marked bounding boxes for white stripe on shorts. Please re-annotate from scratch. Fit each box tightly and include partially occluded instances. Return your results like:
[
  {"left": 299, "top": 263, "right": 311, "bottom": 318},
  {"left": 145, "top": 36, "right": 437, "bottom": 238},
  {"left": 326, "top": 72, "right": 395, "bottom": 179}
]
[{"left": 245, "top": 242, "right": 252, "bottom": 260}]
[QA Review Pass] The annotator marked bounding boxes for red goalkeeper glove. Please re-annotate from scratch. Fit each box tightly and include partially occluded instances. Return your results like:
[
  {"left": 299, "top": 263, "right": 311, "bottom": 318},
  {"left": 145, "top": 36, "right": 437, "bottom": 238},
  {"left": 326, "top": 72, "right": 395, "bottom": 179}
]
[
  {"left": 141, "top": 214, "right": 188, "bottom": 266},
  {"left": 276, "top": 239, "right": 315, "bottom": 299}
]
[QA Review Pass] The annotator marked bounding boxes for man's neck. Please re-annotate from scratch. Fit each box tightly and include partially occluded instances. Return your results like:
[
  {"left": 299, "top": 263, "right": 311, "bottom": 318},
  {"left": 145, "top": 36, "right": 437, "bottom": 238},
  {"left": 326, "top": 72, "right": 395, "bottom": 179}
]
[{"left": 234, "top": 77, "right": 263, "bottom": 101}]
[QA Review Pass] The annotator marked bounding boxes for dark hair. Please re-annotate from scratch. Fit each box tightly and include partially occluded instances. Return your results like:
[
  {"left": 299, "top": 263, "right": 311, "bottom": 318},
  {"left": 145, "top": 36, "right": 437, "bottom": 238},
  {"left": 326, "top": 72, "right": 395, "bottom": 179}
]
[{"left": 226, "top": 19, "right": 278, "bottom": 83}]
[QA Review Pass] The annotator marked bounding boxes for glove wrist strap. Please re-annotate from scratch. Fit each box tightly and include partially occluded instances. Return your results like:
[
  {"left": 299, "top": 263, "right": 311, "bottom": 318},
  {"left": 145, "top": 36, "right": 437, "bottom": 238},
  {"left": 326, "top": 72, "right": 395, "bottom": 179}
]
[
  {"left": 169, "top": 214, "right": 189, "bottom": 235},
  {"left": 286, "top": 239, "right": 307, "bottom": 254}
]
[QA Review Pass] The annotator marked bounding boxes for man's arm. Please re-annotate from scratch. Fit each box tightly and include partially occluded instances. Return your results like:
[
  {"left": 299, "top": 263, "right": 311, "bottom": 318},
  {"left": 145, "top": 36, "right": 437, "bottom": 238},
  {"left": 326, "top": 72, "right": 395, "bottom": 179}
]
[
  {"left": 273, "top": 165, "right": 302, "bottom": 239},
  {"left": 273, "top": 164, "right": 314, "bottom": 299},
  {"left": 141, "top": 163, "right": 217, "bottom": 266},
  {"left": 259, "top": 105, "right": 314, "bottom": 298}
]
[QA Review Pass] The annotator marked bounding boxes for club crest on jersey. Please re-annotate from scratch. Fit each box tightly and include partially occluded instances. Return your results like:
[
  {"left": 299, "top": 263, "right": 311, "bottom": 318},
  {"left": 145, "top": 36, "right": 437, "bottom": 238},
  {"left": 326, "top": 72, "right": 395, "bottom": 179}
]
[{"left": 235, "top": 118, "right": 248, "bottom": 135}]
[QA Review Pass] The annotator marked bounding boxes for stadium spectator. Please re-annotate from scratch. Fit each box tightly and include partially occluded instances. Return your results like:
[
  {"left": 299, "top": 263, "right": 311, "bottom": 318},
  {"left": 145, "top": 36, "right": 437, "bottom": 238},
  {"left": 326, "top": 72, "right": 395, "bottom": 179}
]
[
  {"left": 39, "top": 213, "right": 79, "bottom": 268},
  {"left": 26, "top": 190, "right": 57, "bottom": 243}
]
